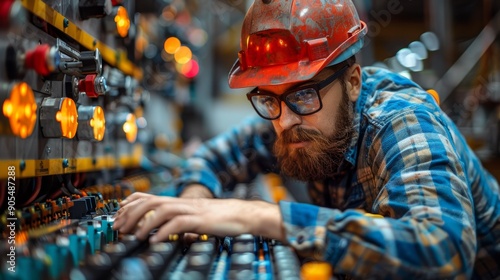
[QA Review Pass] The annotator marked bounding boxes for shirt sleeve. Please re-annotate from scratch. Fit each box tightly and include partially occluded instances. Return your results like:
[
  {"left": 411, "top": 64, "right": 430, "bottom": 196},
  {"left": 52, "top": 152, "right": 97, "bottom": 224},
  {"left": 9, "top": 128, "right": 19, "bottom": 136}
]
[
  {"left": 280, "top": 108, "right": 477, "bottom": 279},
  {"left": 174, "top": 115, "right": 278, "bottom": 197}
]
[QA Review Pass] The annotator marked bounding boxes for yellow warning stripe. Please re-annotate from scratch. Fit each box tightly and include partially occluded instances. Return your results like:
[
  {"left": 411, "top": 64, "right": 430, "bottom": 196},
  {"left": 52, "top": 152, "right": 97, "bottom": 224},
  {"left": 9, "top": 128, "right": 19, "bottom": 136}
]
[
  {"left": 20, "top": 0, "right": 142, "bottom": 80},
  {"left": 0, "top": 145, "right": 143, "bottom": 179}
]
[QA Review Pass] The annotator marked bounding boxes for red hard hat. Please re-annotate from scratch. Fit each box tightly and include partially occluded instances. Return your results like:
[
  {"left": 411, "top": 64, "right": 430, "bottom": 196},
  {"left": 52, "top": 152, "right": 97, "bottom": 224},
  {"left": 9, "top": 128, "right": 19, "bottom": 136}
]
[{"left": 228, "top": 0, "right": 367, "bottom": 89}]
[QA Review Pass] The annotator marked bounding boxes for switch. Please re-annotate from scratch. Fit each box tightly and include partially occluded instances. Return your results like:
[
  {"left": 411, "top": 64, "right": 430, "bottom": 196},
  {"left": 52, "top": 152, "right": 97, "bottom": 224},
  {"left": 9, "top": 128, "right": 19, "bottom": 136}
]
[
  {"left": 78, "top": 74, "right": 108, "bottom": 98},
  {"left": 25, "top": 44, "right": 60, "bottom": 76},
  {"left": 1, "top": 43, "right": 60, "bottom": 80}
]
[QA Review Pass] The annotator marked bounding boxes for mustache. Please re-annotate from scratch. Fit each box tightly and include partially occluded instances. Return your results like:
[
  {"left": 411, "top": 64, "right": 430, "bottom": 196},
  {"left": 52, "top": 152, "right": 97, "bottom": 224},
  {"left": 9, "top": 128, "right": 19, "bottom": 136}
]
[{"left": 279, "top": 127, "right": 322, "bottom": 144}]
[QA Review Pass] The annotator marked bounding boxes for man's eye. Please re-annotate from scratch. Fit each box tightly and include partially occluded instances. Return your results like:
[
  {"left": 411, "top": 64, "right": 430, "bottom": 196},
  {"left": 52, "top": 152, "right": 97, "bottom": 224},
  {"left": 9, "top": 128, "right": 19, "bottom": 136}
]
[
  {"left": 289, "top": 89, "right": 315, "bottom": 103},
  {"left": 260, "top": 96, "right": 275, "bottom": 106}
]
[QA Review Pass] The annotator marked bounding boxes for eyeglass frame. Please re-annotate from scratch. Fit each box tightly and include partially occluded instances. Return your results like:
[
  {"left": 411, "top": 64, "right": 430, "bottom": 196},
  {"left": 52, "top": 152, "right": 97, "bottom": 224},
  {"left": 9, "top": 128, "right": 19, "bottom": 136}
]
[{"left": 246, "top": 64, "right": 349, "bottom": 120}]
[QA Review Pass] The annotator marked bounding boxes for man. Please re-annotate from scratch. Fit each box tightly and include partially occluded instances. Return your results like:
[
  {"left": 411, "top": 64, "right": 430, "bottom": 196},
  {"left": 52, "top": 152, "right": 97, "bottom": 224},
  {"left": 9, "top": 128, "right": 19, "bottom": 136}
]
[{"left": 113, "top": 0, "right": 500, "bottom": 278}]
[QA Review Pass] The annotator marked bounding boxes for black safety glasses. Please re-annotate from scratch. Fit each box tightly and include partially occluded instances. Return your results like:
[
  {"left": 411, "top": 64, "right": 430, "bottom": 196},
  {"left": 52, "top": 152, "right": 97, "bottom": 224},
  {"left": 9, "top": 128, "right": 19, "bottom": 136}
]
[{"left": 246, "top": 64, "right": 348, "bottom": 120}]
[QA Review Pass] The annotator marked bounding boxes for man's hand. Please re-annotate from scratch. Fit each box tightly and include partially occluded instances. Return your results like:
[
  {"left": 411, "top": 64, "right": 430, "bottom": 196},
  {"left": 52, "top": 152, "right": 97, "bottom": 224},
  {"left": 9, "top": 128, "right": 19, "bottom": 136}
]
[
  {"left": 112, "top": 192, "right": 285, "bottom": 243},
  {"left": 178, "top": 184, "right": 214, "bottom": 242}
]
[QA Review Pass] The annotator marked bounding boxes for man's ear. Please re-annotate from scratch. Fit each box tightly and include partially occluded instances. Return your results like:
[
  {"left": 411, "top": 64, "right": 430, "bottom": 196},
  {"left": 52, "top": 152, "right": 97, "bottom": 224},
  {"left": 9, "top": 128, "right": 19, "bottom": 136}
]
[{"left": 346, "top": 64, "right": 362, "bottom": 102}]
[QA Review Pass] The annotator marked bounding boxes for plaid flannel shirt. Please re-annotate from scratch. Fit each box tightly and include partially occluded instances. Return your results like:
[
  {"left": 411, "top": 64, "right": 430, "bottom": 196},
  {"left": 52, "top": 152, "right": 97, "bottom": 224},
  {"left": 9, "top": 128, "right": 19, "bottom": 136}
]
[{"left": 175, "top": 67, "right": 500, "bottom": 279}]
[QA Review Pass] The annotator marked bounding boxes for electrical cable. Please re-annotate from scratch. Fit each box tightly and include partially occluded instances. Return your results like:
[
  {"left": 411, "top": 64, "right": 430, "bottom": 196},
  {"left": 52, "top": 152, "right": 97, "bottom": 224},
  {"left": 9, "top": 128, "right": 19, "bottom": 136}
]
[
  {"left": 72, "top": 172, "right": 87, "bottom": 189},
  {"left": 22, "top": 177, "right": 42, "bottom": 207},
  {"left": 48, "top": 189, "right": 62, "bottom": 200},
  {"left": 60, "top": 187, "right": 71, "bottom": 197},
  {"left": 56, "top": 174, "right": 82, "bottom": 196},
  {"left": 64, "top": 175, "right": 82, "bottom": 195},
  {"left": 72, "top": 172, "right": 81, "bottom": 187}
]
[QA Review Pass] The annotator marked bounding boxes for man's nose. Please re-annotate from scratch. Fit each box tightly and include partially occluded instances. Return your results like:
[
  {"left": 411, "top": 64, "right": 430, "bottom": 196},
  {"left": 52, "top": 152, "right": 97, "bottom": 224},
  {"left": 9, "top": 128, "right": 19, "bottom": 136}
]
[{"left": 278, "top": 102, "right": 301, "bottom": 130}]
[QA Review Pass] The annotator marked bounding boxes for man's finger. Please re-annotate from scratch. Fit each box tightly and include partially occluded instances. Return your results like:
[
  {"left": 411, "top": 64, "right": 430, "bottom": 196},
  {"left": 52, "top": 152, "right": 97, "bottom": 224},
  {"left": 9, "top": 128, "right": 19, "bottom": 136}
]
[
  {"left": 114, "top": 197, "right": 162, "bottom": 232},
  {"left": 134, "top": 203, "right": 195, "bottom": 240},
  {"left": 150, "top": 215, "right": 201, "bottom": 243},
  {"left": 120, "top": 192, "right": 150, "bottom": 206}
]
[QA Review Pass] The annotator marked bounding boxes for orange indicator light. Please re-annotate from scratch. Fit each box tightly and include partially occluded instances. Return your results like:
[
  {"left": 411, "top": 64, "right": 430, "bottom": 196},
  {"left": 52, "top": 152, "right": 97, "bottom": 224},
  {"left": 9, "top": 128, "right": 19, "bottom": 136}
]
[
  {"left": 91, "top": 106, "right": 105, "bottom": 141},
  {"left": 55, "top": 98, "right": 78, "bottom": 139},
  {"left": 122, "top": 113, "right": 137, "bottom": 143},
  {"left": 115, "top": 6, "right": 130, "bottom": 37},
  {"left": 2, "top": 82, "right": 37, "bottom": 138}
]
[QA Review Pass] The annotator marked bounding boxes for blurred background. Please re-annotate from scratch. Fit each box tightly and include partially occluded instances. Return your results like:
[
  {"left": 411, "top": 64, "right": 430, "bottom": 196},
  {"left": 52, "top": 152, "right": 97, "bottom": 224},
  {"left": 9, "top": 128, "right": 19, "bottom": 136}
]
[{"left": 140, "top": 0, "right": 500, "bottom": 177}]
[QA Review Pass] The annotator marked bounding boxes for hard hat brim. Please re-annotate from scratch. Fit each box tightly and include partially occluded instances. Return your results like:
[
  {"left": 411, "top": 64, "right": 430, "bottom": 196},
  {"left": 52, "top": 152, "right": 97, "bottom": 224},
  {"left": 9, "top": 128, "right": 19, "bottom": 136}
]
[
  {"left": 228, "top": 21, "right": 366, "bottom": 89},
  {"left": 228, "top": 58, "right": 325, "bottom": 89}
]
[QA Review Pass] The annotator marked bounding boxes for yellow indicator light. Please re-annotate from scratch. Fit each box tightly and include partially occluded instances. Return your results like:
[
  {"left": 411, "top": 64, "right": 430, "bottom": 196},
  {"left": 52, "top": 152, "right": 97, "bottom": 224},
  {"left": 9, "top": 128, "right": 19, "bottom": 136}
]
[
  {"left": 199, "top": 234, "right": 209, "bottom": 241},
  {"left": 90, "top": 106, "right": 105, "bottom": 141},
  {"left": 122, "top": 113, "right": 137, "bottom": 143},
  {"left": 168, "top": 234, "right": 179, "bottom": 241},
  {"left": 55, "top": 98, "right": 78, "bottom": 139},
  {"left": 174, "top": 46, "right": 192, "bottom": 64},
  {"left": 2, "top": 82, "right": 37, "bottom": 139},
  {"left": 115, "top": 6, "right": 130, "bottom": 38},
  {"left": 164, "top": 37, "right": 181, "bottom": 54},
  {"left": 301, "top": 262, "right": 333, "bottom": 280}
]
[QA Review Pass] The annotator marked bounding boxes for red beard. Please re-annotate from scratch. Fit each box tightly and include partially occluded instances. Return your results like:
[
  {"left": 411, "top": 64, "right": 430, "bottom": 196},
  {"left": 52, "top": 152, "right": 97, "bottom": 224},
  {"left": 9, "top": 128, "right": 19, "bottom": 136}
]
[{"left": 273, "top": 92, "right": 354, "bottom": 181}]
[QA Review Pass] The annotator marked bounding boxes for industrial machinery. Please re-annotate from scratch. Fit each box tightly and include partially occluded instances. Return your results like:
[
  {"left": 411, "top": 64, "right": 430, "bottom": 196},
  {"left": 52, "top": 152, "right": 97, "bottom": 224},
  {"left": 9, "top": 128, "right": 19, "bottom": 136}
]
[{"left": 0, "top": 0, "right": 308, "bottom": 279}]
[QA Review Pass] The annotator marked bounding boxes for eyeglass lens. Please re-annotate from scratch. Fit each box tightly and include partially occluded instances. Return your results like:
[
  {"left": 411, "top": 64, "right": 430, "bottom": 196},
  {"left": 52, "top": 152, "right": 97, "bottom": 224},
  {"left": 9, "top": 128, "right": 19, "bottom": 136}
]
[
  {"left": 251, "top": 95, "right": 281, "bottom": 119},
  {"left": 251, "top": 88, "right": 321, "bottom": 119}
]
